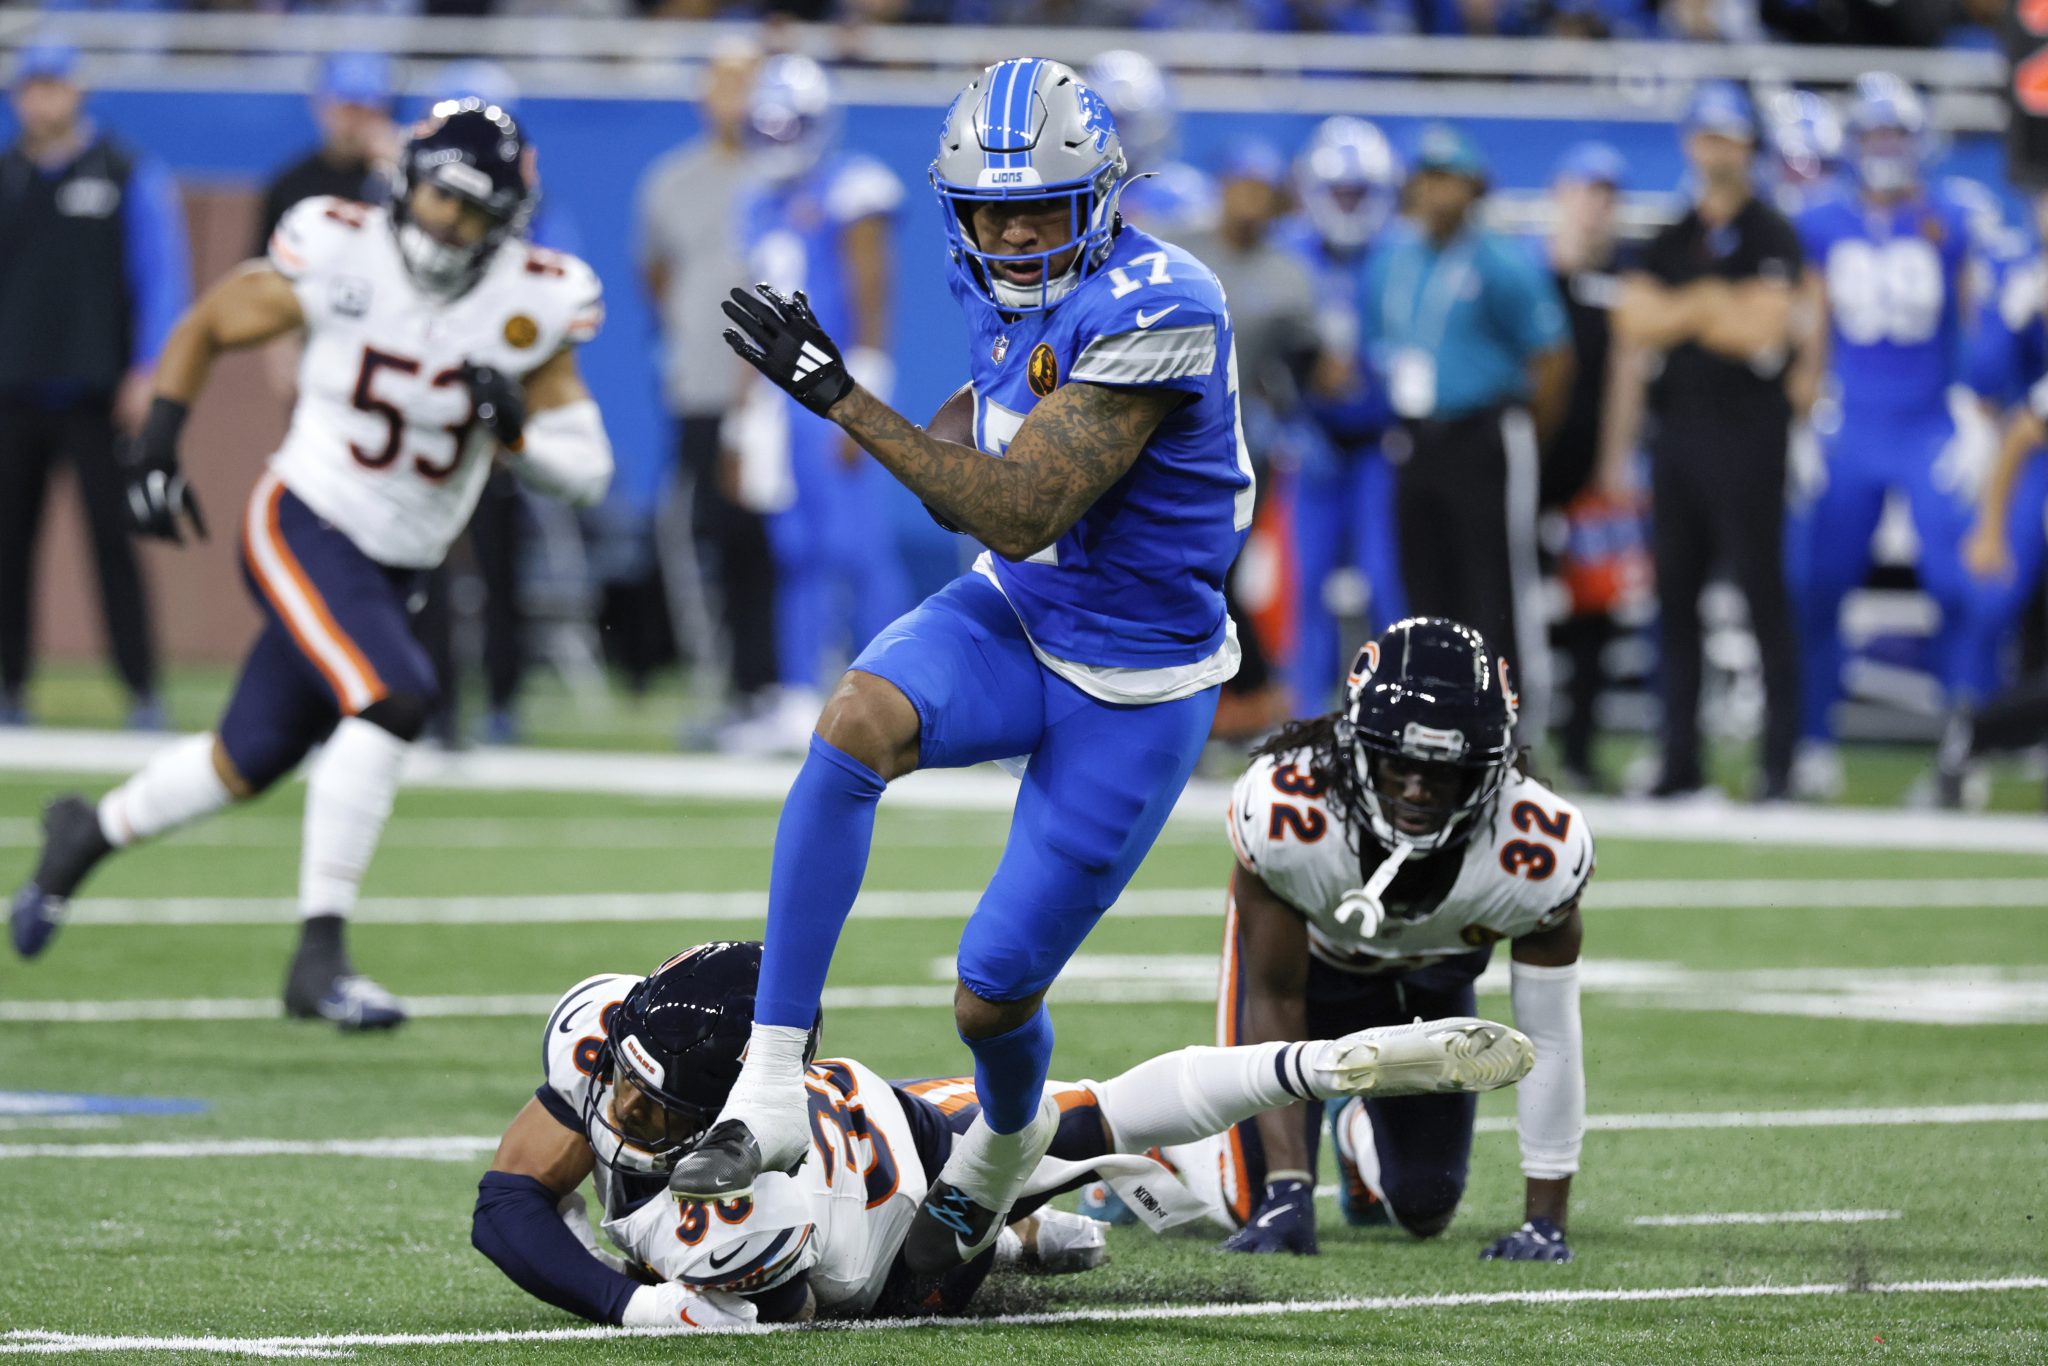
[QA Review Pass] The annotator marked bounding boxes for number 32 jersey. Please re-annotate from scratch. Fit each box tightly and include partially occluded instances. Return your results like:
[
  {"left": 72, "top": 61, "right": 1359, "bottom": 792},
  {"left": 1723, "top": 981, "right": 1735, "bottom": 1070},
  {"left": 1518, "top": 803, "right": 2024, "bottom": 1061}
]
[
  {"left": 266, "top": 196, "right": 603, "bottom": 568},
  {"left": 539, "top": 975, "right": 927, "bottom": 1316},
  {"left": 1228, "top": 750, "right": 1594, "bottom": 972}
]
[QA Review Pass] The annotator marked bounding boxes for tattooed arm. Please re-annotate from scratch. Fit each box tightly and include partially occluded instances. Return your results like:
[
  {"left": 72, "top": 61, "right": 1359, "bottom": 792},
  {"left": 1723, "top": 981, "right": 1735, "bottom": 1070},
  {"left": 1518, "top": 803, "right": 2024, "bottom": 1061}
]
[{"left": 828, "top": 381, "right": 1180, "bottom": 561}]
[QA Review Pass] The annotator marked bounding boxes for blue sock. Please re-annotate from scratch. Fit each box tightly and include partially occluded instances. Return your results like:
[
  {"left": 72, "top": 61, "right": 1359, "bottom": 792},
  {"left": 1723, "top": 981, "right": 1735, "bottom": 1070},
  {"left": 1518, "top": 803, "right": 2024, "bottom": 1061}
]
[
  {"left": 755, "top": 733, "right": 887, "bottom": 1027},
  {"left": 967, "top": 1005, "right": 1054, "bottom": 1135}
]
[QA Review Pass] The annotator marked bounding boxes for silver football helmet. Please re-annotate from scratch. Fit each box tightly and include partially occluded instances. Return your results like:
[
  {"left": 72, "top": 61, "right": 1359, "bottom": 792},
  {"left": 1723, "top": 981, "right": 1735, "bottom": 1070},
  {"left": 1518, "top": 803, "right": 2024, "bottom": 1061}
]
[
  {"left": 931, "top": 58, "right": 1129, "bottom": 313},
  {"left": 1295, "top": 116, "right": 1401, "bottom": 254}
]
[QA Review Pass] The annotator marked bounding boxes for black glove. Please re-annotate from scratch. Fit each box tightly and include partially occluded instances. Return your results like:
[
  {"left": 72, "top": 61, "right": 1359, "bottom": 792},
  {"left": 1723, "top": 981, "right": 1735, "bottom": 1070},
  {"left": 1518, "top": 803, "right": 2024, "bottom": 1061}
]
[
  {"left": 1479, "top": 1216, "right": 1574, "bottom": 1263},
  {"left": 461, "top": 363, "right": 526, "bottom": 449},
  {"left": 123, "top": 396, "right": 207, "bottom": 543},
  {"left": 721, "top": 284, "right": 855, "bottom": 419}
]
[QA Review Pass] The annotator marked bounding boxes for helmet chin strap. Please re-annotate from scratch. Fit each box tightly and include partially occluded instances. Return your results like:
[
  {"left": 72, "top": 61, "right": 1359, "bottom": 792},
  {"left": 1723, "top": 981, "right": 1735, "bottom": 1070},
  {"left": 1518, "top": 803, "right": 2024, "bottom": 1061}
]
[{"left": 1333, "top": 839, "right": 1411, "bottom": 936}]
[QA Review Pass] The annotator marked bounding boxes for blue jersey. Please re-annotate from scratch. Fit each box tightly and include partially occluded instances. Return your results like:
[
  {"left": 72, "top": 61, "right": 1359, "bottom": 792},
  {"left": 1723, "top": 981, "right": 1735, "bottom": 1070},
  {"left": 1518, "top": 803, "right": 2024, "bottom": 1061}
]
[
  {"left": 1966, "top": 239, "right": 2045, "bottom": 408},
  {"left": 950, "top": 226, "right": 1254, "bottom": 671},
  {"left": 1271, "top": 216, "right": 1391, "bottom": 447},
  {"left": 1800, "top": 187, "right": 1974, "bottom": 421},
  {"left": 738, "top": 152, "right": 903, "bottom": 344}
]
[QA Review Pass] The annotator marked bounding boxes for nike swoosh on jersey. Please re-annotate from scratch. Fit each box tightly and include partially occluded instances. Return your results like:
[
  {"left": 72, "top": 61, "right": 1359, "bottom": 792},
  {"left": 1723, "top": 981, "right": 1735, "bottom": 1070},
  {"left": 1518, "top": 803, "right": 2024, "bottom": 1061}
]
[
  {"left": 1134, "top": 305, "right": 1180, "bottom": 329},
  {"left": 1571, "top": 845, "right": 1588, "bottom": 877},
  {"left": 706, "top": 1243, "right": 749, "bottom": 1270}
]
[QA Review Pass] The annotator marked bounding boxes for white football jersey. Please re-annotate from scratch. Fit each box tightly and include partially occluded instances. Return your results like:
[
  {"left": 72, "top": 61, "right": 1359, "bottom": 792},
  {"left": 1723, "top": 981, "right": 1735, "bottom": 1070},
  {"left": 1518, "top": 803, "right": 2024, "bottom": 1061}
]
[
  {"left": 1228, "top": 749, "right": 1593, "bottom": 973},
  {"left": 540, "top": 976, "right": 928, "bottom": 1316},
  {"left": 265, "top": 196, "right": 603, "bottom": 568}
]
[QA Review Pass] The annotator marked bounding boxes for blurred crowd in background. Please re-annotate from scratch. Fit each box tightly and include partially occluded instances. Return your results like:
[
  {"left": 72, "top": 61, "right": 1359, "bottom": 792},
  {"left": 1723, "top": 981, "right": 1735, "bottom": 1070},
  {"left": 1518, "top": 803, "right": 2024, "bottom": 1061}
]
[
  {"left": 6, "top": 14, "right": 2048, "bottom": 809},
  {"left": 0, "top": 0, "right": 2017, "bottom": 48}
]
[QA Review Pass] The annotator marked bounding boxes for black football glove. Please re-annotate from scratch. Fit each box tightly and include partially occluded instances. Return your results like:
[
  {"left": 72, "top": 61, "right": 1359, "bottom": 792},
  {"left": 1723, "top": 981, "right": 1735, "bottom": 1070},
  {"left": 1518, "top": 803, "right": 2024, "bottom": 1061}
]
[
  {"left": 123, "top": 396, "right": 207, "bottom": 544},
  {"left": 720, "top": 284, "right": 855, "bottom": 419},
  {"left": 460, "top": 363, "right": 526, "bottom": 449},
  {"left": 1479, "top": 1216, "right": 1574, "bottom": 1263}
]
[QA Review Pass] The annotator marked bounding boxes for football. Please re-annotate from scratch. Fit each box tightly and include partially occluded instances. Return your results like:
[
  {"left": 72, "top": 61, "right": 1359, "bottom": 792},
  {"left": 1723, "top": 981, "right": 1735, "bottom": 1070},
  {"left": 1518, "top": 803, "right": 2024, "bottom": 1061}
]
[{"left": 926, "top": 381, "right": 975, "bottom": 445}]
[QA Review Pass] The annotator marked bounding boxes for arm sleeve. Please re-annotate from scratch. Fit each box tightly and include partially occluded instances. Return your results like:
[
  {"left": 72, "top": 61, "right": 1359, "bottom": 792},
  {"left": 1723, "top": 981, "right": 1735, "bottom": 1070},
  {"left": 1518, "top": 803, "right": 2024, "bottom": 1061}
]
[
  {"left": 508, "top": 398, "right": 613, "bottom": 507},
  {"left": 1508, "top": 959, "right": 1584, "bottom": 1180},
  {"left": 471, "top": 1171, "right": 640, "bottom": 1325},
  {"left": 122, "top": 157, "right": 191, "bottom": 370}
]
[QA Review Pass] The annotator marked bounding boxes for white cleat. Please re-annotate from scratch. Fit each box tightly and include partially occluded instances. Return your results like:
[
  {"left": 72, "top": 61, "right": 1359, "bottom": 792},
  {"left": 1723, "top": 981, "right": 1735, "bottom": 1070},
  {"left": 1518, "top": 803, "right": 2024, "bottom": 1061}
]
[
  {"left": 996, "top": 1207, "right": 1108, "bottom": 1275},
  {"left": 1323, "top": 1017, "right": 1535, "bottom": 1098}
]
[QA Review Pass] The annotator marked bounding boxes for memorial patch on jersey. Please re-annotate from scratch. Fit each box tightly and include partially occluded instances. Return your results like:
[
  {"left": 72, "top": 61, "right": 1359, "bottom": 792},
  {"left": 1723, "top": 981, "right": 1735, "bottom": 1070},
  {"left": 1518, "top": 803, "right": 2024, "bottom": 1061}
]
[
  {"left": 504, "top": 314, "right": 539, "bottom": 348},
  {"left": 1027, "top": 342, "right": 1059, "bottom": 397},
  {"left": 330, "top": 277, "right": 371, "bottom": 319}
]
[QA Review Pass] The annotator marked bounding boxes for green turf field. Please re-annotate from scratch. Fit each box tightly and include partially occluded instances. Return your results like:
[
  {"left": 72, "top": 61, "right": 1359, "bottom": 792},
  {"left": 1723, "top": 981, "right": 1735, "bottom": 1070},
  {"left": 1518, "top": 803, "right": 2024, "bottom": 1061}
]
[{"left": 1, "top": 761, "right": 2044, "bottom": 1363}]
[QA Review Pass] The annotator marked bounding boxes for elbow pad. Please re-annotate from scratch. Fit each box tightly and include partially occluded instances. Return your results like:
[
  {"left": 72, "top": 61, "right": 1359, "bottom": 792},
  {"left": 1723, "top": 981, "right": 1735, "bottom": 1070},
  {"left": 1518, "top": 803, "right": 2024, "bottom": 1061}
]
[
  {"left": 471, "top": 1171, "right": 637, "bottom": 1325},
  {"left": 1510, "top": 960, "right": 1585, "bottom": 1181},
  {"left": 508, "top": 399, "right": 613, "bottom": 507}
]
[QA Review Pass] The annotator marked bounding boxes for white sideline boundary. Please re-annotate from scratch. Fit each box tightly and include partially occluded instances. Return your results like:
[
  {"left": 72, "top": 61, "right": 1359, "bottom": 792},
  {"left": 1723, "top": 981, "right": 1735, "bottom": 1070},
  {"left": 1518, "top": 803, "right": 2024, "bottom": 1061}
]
[
  {"left": 4, "top": 728, "right": 2045, "bottom": 852},
  {"left": 46, "top": 877, "right": 2048, "bottom": 929},
  {"left": 4, "top": 1278, "right": 2044, "bottom": 1356},
  {"left": 6, "top": 1101, "right": 2045, "bottom": 1162},
  {"left": 1631, "top": 1209, "right": 1901, "bottom": 1227}
]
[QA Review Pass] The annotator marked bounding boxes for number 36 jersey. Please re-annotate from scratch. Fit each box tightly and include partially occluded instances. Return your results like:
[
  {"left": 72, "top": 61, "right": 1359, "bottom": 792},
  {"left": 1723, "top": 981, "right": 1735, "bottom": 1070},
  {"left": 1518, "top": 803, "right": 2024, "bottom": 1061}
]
[
  {"left": 265, "top": 196, "right": 603, "bottom": 569},
  {"left": 1228, "top": 750, "right": 1594, "bottom": 973},
  {"left": 539, "top": 975, "right": 927, "bottom": 1316}
]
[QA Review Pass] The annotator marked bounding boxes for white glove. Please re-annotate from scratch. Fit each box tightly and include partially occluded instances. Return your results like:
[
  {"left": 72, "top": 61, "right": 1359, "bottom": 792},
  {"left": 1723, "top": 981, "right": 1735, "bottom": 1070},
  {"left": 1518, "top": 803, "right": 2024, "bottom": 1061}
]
[{"left": 621, "top": 1282, "right": 762, "bottom": 1332}]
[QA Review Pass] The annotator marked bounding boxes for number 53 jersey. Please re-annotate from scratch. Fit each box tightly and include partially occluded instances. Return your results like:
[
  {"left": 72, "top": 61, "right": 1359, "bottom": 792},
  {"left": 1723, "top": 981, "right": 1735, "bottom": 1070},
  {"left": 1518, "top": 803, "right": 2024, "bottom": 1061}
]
[
  {"left": 265, "top": 196, "right": 603, "bottom": 569},
  {"left": 1228, "top": 750, "right": 1594, "bottom": 972}
]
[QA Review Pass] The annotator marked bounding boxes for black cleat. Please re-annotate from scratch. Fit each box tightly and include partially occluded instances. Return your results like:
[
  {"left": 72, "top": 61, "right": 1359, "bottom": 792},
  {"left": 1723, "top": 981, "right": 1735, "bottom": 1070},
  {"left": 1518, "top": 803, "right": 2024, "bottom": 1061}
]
[
  {"left": 901, "top": 1178, "right": 1006, "bottom": 1276},
  {"left": 667, "top": 1119, "right": 766, "bottom": 1203},
  {"left": 282, "top": 916, "right": 406, "bottom": 1031},
  {"left": 10, "top": 795, "right": 112, "bottom": 959}
]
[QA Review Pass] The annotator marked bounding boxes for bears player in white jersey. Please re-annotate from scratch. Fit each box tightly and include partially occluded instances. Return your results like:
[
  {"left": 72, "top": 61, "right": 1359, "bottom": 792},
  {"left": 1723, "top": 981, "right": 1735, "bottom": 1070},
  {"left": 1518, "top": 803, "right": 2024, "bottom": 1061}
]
[
  {"left": 1158, "top": 617, "right": 1589, "bottom": 1263},
  {"left": 8, "top": 101, "right": 612, "bottom": 1028},
  {"left": 472, "top": 940, "right": 1533, "bottom": 1328}
]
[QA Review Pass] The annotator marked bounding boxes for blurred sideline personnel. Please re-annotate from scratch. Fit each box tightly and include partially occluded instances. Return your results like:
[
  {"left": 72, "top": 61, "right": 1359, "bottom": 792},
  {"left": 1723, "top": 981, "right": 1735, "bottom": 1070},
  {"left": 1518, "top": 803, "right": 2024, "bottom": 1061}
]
[
  {"left": 1544, "top": 142, "right": 1639, "bottom": 793},
  {"left": 667, "top": 59, "right": 1255, "bottom": 1285},
  {"left": 1609, "top": 83, "right": 1801, "bottom": 801},
  {"left": 1951, "top": 243, "right": 2048, "bottom": 808},
  {"left": 1178, "top": 618, "right": 1586, "bottom": 1263},
  {"left": 8, "top": 102, "right": 612, "bottom": 1029},
  {"left": 1176, "top": 136, "right": 1314, "bottom": 740},
  {"left": 0, "top": 38, "right": 189, "bottom": 729},
  {"left": 1273, "top": 116, "right": 1406, "bottom": 712},
  {"left": 471, "top": 940, "right": 1531, "bottom": 1326},
  {"left": 637, "top": 42, "right": 772, "bottom": 735},
  {"left": 1362, "top": 123, "right": 1572, "bottom": 732},
  {"left": 721, "top": 54, "right": 910, "bottom": 756},
  {"left": 1787, "top": 74, "right": 2041, "bottom": 800},
  {"left": 1083, "top": 49, "right": 1216, "bottom": 237},
  {"left": 252, "top": 51, "right": 396, "bottom": 254}
]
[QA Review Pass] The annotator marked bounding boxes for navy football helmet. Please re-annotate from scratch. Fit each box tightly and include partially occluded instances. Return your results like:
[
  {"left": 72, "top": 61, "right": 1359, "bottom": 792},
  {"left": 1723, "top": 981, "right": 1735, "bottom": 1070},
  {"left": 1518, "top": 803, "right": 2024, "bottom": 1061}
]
[
  {"left": 581, "top": 941, "right": 821, "bottom": 1174},
  {"left": 1342, "top": 618, "right": 1517, "bottom": 853},
  {"left": 390, "top": 97, "right": 536, "bottom": 298}
]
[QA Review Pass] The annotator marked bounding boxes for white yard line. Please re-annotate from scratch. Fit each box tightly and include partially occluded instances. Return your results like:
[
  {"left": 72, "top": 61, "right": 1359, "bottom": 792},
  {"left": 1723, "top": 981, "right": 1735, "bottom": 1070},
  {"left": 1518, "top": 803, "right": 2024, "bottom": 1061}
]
[
  {"left": 6, "top": 728, "right": 2047, "bottom": 852},
  {"left": 8, "top": 1102, "right": 2045, "bottom": 1163},
  {"left": 44, "top": 878, "right": 2048, "bottom": 930},
  {"left": 3, "top": 1277, "right": 2044, "bottom": 1356},
  {"left": 1630, "top": 1209, "right": 1901, "bottom": 1226}
]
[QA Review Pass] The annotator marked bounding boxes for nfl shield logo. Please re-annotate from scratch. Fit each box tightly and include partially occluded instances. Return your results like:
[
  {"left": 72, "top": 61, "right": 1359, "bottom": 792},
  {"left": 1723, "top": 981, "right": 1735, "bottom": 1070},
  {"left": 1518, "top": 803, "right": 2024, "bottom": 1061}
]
[{"left": 992, "top": 336, "right": 1010, "bottom": 364}]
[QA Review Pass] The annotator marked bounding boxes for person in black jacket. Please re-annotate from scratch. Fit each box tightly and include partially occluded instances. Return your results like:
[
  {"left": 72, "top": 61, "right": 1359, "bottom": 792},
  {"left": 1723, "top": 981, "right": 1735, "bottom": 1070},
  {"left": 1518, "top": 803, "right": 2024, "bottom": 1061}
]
[
  {"left": 253, "top": 53, "right": 395, "bottom": 257},
  {"left": 0, "top": 38, "right": 190, "bottom": 728}
]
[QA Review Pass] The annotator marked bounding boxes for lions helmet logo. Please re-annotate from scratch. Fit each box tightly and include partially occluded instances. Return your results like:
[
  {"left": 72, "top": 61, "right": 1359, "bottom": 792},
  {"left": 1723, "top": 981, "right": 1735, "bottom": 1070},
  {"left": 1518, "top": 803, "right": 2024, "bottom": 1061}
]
[
  {"left": 1075, "top": 82, "right": 1118, "bottom": 153},
  {"left": 503, "top": 314, "right": 539, "bottom": 348},
  {"left": 1027, "top": 342, "right": 1059, "bottom": 397}
]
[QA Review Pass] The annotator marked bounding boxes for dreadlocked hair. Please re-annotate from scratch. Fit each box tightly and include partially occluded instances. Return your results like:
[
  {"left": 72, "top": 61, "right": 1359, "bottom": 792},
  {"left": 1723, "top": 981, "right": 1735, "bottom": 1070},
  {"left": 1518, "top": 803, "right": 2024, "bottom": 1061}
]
[
  {"left": 1249, "top": 711, "right": 1535, "bottom": 866},
  {"left": 1251, "top": 711, "right": 1374, "bottom": 864}
]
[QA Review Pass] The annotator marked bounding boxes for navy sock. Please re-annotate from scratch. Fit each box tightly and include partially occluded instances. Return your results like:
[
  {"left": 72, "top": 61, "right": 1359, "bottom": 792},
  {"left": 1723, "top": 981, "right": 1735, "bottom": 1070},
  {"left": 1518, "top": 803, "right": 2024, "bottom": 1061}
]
[
  {"left": 967, "top": 1005, "right": 1054, "bottom": 1135},
  {"left": 755, "top": 733, "right": 887, "bottom": 1028}
]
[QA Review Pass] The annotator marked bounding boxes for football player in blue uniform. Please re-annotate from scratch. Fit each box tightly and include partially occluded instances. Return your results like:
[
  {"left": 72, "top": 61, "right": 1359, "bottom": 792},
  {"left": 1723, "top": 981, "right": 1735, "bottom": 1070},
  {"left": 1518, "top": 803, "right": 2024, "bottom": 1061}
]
[
  {"left": 1761, "top": 87, "right": 1845, "bottom": 220},
  {"left": 1272, "top": 116, "right": 1405, "bottom": 711},
  {"left": 727, "top": 54, "right": 912, "bottom": 753},
  {"left": 668, "top": 59, "right": 1255, "bottom": 1280},
  {"left": 1788, "top": 72, "right": 2028, "bottom": 789}
]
